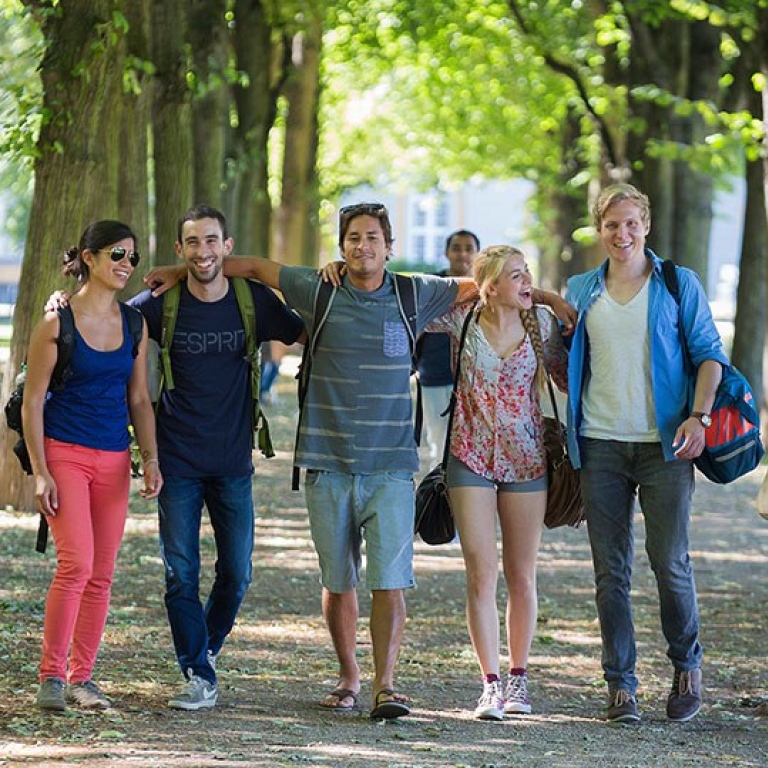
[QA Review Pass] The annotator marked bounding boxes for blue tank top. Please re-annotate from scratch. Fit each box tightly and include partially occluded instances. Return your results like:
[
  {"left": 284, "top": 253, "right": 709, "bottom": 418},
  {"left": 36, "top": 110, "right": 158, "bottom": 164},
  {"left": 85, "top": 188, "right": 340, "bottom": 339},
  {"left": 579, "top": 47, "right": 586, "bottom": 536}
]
[{"left": 44, "top": 306, "right": 136, "bottom": 451}]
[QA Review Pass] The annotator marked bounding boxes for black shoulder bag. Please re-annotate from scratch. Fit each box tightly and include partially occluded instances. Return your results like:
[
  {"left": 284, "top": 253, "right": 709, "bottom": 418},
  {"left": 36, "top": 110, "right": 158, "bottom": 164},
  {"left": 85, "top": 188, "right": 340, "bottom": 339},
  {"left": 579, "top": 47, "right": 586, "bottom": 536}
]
[{"left": 414, "top": 305, "right": 475, "bottom": 545}]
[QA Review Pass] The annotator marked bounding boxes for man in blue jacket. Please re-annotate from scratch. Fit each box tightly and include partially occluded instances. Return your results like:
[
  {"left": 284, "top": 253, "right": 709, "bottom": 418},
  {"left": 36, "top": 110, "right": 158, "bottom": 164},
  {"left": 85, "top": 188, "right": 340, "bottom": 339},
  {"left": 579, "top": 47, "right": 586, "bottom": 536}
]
[{"left": 565, "top": 183, "right": 727, "bottom": 724}]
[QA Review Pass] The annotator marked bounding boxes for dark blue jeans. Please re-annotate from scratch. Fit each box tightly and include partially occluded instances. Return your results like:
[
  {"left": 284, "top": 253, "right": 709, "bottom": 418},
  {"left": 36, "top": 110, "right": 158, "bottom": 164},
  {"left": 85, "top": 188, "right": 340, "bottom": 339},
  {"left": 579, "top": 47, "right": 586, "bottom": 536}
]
[
  {"left": 158, "top": 474, "right": 254, "bottom": 684},
  {"left": 580, "top": 439, "right": 701, "bottom": 695}
]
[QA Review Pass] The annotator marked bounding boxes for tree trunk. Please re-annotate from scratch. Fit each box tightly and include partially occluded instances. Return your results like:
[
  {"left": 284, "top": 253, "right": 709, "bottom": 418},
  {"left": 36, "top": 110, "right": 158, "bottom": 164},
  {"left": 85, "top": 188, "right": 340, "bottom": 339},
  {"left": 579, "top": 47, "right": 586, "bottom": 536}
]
[
  {"left": 231, "top": 0, "right": 279, "bottom": 255},
  {"left": 732, "top": 152, "right": 767, "bottom": 408},
  {"left": 190, "top": 0, "right": 229, "bottom": 209},
  {"left": 669, "top": 21, "right": 721, "bottom": 283},
  {"left": 2, "top": 0, "right": 128, "bottom": 510},
  {"left": 274, "top": 17, "right": 322, "bottom": 266},
  {"left": 151, "top": 0, "right": 193, "bottom": 262},
  {"left": 120, "top": 0, "right": 151, "bottom": 297},
  {"left": 624, "top": 15, "right": 720, "bottom": 283}
]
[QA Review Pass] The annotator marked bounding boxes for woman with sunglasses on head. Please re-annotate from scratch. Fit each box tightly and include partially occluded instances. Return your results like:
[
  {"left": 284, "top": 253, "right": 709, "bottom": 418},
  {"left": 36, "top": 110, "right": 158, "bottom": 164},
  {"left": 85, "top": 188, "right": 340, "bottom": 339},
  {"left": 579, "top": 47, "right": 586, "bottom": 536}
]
[
  {"left": 425, "top": 245, "right": 568, "bottom": 721},
  {"left": 23, "top": 220, "right": 162, "bottom": 712}
]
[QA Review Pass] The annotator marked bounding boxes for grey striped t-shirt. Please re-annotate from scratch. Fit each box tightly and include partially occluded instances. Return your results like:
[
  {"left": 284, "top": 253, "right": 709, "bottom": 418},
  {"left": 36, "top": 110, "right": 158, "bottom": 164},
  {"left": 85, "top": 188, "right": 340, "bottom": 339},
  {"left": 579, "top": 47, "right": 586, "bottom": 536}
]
[{"left": 280, "top": 267, "right": 458, "bottom": 474}]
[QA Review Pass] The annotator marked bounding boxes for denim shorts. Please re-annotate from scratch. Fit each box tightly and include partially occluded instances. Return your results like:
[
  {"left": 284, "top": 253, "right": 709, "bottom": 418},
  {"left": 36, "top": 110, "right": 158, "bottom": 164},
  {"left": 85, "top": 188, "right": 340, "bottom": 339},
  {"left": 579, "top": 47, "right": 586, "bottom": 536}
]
[
  {"left": 446, "top": 455, "right": 547, "bottom": 493},
  {"left": 304, "top": 470, "right": 416, "bottom": 593}
]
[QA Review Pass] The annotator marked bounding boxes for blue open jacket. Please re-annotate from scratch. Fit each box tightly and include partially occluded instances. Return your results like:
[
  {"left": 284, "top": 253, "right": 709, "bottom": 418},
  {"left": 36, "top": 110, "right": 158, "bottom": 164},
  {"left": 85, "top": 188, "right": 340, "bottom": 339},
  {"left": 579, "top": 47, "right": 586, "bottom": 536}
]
[{"left": 563, "top": 248, "right": 729, "bottom": 468}]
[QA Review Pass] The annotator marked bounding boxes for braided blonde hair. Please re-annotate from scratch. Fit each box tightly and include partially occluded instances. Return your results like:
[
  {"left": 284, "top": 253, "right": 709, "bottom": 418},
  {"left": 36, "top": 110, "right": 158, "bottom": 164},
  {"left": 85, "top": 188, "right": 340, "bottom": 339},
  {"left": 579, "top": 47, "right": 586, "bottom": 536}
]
[
  {"left": 473, "top": 244, "right": 547, "bottom": 393},
  {"left": 521, "top": 308, "right": 547, "bottom": 393}
]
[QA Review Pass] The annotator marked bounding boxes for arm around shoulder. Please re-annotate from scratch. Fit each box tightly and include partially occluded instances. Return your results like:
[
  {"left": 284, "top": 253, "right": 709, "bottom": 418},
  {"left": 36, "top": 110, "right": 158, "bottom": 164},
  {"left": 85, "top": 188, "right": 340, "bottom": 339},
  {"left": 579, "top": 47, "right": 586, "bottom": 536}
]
[{"left": 224, "top": 256, "right": 283, "bottom": 290}]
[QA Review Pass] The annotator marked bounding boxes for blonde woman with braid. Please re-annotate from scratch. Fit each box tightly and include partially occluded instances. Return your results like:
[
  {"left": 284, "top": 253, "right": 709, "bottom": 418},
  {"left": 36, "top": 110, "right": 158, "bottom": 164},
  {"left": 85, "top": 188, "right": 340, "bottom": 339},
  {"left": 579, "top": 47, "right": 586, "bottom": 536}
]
[{"left": 425, "top": 245, "right": 568, "bottom": 721}]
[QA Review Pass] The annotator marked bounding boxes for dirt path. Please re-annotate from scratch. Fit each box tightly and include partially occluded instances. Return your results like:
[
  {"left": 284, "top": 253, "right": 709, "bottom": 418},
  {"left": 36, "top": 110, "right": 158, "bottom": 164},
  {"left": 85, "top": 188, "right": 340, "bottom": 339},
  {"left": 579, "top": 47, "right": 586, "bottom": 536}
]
[{"left": 1, "top": 380, "right": 768, "bottom": 767}]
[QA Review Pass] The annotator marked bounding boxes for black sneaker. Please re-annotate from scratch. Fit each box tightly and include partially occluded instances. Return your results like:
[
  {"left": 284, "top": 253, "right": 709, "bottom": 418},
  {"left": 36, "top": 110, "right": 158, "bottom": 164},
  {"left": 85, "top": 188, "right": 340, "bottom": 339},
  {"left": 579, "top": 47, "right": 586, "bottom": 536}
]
[
  {"left": 606, "top": 688, "right": 640, "bottom": 723},
  {"left": 667, "top": 668, "right": 702, "bottom": 722}
]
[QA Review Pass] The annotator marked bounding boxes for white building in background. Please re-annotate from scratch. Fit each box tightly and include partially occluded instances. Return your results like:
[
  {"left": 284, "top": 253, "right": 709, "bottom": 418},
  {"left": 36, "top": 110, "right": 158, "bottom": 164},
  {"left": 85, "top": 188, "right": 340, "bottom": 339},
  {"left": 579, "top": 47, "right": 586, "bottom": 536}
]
[
  {"left": 0, "top": 178, "right": 745, "bottom": 315},
  {"left": 340, "top": 178, "right": 743, "bottom": 313},
  {"left": 340, "top": 179, "right": 537, "bottom": 267}
]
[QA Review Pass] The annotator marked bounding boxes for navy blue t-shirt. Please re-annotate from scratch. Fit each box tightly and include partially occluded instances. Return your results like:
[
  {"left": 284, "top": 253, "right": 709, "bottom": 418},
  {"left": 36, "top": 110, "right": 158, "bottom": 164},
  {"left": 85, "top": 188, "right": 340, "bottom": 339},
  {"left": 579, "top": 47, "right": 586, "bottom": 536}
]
[
  {"left": 415, "top": 269, "right": 454, "bottom": 387},
  {"left": 130, "top": 279, "right": 303, "bottom": 477}
]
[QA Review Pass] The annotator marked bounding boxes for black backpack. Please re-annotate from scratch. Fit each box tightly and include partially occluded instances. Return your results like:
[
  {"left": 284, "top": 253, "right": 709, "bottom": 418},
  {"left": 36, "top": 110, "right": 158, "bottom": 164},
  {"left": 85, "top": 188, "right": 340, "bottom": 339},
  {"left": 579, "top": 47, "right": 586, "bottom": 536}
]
[{"left": 4, "top": 302, "right": 143, "bottom": 552}]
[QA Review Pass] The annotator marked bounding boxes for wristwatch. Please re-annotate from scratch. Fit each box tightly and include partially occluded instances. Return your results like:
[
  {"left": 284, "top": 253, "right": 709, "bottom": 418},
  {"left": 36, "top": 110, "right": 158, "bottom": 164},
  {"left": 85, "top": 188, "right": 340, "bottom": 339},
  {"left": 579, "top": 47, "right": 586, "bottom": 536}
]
[{"left": 691, "top": 411, "right": 712, "bottom": 428}]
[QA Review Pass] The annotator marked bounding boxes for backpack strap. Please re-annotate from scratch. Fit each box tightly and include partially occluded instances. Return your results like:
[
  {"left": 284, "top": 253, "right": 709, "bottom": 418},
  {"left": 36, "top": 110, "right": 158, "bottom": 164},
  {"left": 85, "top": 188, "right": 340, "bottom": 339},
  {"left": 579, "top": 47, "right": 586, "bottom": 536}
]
[
  {"left": 392, "top": 273, "right": 422, "bottom": 446},
  {"left": 661, "top": 259, "right": 691, "bottom": 366},
  {"left": 50, "top": 304, "right": 75, "bottom": 389},
  {"left": 292, "top": 280, "right": 336, "bottom": 490},
  {"left": 121, "top": 302, "right": 144, "bottom": 358},
  {"left": 232, "top": 277, "right": 274, "bottom": 459},
  {"left": 158, "top": 283, "right": 181, "bottom": 393},
  {"left": 661, "top": 258, "right": 680, "bottom": 303},
  {"left": 392, "top": 273, "right": 417, "bottom": 354}
]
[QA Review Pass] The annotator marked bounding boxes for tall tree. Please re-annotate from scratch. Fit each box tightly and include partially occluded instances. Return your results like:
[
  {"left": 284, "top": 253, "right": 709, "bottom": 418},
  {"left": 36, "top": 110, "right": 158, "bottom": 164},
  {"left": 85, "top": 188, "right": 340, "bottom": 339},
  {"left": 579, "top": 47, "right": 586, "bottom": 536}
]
[
  {"left": 1, "top": 0, "right": 130, "bottom": 509},
  {"left": 189, "top": 0, "right": 229, "bottom": 209},
  {"left": 274, "top": 12, "right": 322, "bottom": 266},
  {"left": 150, "top": 0, "right": 193, "bottom": 260},
  {"left": 119, "top": 0, "right": 151, "bottom": 296},
  {"left": 229, "top": 0, "right": 283, "bottom": 254}
]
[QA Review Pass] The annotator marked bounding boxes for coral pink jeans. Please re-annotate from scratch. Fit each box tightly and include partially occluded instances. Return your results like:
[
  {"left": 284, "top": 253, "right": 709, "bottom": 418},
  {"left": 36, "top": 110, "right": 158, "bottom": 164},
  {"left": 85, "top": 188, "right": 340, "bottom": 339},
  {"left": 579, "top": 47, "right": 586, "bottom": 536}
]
[{"left": 39, "top": 438, "right": 130, "bottom": 683}]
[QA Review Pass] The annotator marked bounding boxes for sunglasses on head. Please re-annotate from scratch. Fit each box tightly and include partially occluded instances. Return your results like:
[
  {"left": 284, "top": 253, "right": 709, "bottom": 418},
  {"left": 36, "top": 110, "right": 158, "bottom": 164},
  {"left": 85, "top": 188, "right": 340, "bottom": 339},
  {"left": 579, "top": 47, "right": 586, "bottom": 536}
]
[
  {"left": 339, "top": 202, "right": 388, "bottom": 218},
  {"left": 99, "top": 246, "right": 140, "bottom": 268}
]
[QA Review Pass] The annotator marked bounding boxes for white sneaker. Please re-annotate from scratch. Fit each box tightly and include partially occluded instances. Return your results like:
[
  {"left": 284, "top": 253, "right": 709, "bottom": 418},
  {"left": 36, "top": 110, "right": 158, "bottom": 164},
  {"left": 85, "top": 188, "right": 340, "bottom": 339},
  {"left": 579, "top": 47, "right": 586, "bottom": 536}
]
[
  {"left": 504, "top": 673, "right": 532, "bottom": 714},
  {"left": 168, "top": 672, "right": 218, "bottom": 710},
  {"left": 474, "top": 680, "right": 505, "bottom": 721},
  {"left": 66, "top": 680, "right": 112, "bottom": 710}
]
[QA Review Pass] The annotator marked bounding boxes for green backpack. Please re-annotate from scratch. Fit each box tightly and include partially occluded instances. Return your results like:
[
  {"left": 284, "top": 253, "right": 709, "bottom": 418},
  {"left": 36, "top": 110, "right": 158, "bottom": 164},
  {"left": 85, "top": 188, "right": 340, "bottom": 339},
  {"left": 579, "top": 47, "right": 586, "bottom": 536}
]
[{"left": 158, "top": 279, "right": 274, "bottom": 458}]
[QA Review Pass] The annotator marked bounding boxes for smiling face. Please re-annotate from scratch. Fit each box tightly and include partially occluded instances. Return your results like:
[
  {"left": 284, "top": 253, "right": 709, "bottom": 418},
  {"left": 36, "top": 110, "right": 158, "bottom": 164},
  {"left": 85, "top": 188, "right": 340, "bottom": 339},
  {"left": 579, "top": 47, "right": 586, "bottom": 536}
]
[
  {"left": 489, "top": 252, "right": 533, "bottom": 310},
  {"left": 474, "top": 245, "right": 533, "bottom": 312},
  {"left": 340, "top": 214, "right": 390, "bottom": 288},
  {"left": 86, "top": 237, "right": 137, "bottom": 290},
  {"left": 598, "top": 199, "right": 650, "bottom": 266},
  {"left": 176, "top": 217, "right": 233, "bottom": 286}
]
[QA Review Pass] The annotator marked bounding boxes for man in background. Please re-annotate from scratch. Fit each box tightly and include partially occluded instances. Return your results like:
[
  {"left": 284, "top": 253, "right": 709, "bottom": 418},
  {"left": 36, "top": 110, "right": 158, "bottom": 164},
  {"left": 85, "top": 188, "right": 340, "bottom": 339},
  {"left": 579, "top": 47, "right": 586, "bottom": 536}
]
[{"left": 416, "top": 230, "right": 480, "bottom": 461}]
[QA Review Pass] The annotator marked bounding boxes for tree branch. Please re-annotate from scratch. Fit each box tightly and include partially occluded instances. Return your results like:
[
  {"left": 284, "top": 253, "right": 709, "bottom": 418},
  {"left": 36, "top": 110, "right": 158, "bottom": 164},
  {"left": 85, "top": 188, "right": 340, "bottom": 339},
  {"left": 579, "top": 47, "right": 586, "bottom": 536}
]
[{"left": 506, "top": 0, "right": 620, "bottom": 168}]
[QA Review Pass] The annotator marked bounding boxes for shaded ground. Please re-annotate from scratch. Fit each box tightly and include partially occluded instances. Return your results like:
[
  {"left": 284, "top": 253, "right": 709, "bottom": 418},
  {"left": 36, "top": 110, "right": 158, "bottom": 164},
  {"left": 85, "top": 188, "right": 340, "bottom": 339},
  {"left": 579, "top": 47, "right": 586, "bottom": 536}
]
[{"left": 1, "top": 376, "right": 768, "bottom": 767}]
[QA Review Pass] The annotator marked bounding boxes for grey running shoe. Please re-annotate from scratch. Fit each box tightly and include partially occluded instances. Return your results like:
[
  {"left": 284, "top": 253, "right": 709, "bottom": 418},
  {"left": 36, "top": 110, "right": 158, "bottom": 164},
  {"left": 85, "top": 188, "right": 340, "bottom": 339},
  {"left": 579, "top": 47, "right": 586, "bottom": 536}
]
[
  {"left": 606, "top": 688, "right": 640, "bottom": 723},
  {"left": 66, "top": 680, "right": 112, "bottom": 710},
  {"left": 667, "top": 668, "right": 702, "bottom": 722},
  {"left": 474, "top": 680, "right": 505, "bottom": 721},
  {"left": 504, "top": 673, "right": 532, "bottom": 714},
  {"left": 207, "top": 649, "right": 217, "bottom": 671},
  {"left": 36, "top": 677, "right": 67, "bottom": 712},
  {"left": 168, "top": 672, "right": 218, "bottom": 710}
]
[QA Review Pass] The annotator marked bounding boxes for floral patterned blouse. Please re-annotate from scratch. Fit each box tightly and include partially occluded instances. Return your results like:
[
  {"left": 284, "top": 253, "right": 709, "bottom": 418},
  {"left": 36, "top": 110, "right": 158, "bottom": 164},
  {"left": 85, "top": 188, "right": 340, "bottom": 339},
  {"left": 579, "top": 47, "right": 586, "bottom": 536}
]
[{"left": 426, "top": 303, "right": 569, "bottom": 483}]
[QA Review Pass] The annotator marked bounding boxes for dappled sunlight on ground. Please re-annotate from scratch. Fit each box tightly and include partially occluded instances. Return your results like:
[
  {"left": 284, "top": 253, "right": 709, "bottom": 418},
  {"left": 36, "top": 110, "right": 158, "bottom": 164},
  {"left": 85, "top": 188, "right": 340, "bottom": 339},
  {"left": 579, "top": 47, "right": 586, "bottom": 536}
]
[{"left": 1, "top": 376, "right": 767, "bottom": 766}]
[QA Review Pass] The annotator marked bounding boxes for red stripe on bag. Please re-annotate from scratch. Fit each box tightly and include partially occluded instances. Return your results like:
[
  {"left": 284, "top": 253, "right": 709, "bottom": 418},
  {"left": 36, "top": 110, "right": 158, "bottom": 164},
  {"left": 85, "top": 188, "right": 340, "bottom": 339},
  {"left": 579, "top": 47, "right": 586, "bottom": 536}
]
[{"left": 706, "top": 406, "right": 757, "bottom": 448}]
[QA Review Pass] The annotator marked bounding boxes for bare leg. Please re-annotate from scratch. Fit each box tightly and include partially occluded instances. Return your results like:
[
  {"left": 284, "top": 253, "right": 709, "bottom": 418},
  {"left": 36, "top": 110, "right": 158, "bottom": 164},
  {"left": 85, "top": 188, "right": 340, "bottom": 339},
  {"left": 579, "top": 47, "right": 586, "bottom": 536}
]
[
  {"left": 319, "top": 588, "right": 360, "bottom": 708},
  {"left": 370, "top": 588, "right": 409, "bottom": 713},
  {"left": 450, "top": 485, "right": 502, "bottom": 677},
  {"left": 498, "top": 490, "right": 546, "bottom": 670}
]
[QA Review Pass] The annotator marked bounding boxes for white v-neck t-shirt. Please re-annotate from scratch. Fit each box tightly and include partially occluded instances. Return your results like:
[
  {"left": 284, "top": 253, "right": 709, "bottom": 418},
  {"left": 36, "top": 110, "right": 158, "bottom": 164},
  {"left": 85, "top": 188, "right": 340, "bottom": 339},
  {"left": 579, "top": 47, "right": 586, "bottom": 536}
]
[{"left": 581, "top": 277, "right": 660, "bottom": 442}]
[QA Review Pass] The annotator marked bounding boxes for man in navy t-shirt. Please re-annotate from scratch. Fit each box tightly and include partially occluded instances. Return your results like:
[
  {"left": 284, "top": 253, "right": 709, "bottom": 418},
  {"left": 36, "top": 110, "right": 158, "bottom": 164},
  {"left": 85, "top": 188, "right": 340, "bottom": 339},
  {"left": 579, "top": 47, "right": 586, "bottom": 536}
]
[
  {"left": 145, "top": 204, "right": 575, "bottom": 719},
  {"left": 415, "top": 229, "right": 480, "bottom": 462},
  {"left": 132, "top": 205, "right": 303, "bottom": 711}
]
